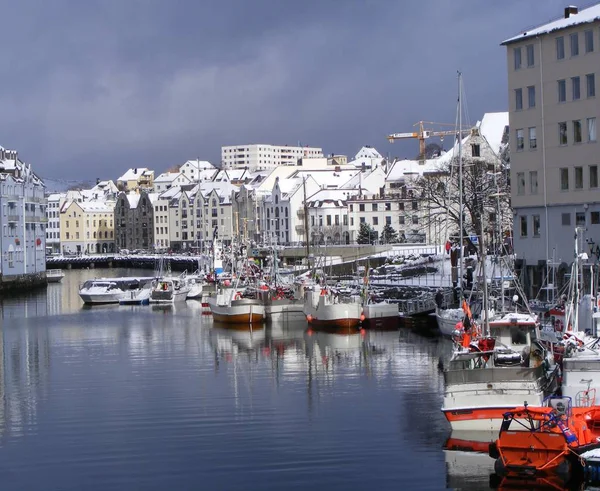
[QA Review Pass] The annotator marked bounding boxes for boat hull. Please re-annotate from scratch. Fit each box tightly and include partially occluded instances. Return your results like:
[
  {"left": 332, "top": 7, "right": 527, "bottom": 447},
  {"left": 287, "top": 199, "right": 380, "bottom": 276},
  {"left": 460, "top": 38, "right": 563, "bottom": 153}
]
[
  {"left": 304, "top": 291, "right": 362, "bottom": 330},
  {"left": 79, "top": 292, "right": 124, "bottom": 305},
  {"left": 436, "top": 308, "right": 464, "bottom": 337},
  {"left": 362, "top": 303, "right": 398, "bottom": 329},
  {"left": 265, "top": 300, "right": 306, "bottom": 322},
  {"left": 208, "top": 297, "right": 265, "bottom": 324}
]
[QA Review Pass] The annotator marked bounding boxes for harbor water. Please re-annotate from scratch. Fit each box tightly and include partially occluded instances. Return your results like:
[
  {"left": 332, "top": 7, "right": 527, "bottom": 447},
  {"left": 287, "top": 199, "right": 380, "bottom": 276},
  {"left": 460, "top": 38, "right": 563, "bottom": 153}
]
[{"left": 0, "top": 268, "right": 503, "bottom": 490}]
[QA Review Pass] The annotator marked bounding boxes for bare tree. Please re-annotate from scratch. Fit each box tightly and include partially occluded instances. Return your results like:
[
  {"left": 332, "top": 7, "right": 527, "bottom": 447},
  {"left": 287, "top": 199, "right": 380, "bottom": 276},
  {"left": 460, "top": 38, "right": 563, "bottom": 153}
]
[{"left": 404, "top": 145, "right": 511, "bottom": 255}]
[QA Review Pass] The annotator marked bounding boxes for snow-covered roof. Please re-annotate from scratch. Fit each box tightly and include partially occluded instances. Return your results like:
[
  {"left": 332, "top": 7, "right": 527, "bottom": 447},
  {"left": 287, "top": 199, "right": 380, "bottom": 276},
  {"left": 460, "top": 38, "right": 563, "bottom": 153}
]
[
  {"left": 182, "top": 159, "right": 215, "bottom": 170},
  {"left": 126, "top": 193, "right": 140, "bottom": 208},
  {"left": 79, "top": 201, "right": 114, "bottom": 213},
  {"left": 147, "top": 192, "right": 160, "bottom": 204},
  {"left": 275, "top": 177, "right": 303, "bottom": 198},
  {"left": 118, "top": 168, "right": 153, "bottom": 182},
  {"left": 479, "top": 112, "right": 509, "bottom": 157},
  {"left": 502, "top": 5, "right": 600, "bottom": 44},
  {"left": 154, "top": 172, "right": 184, "bottom": 184},
  {"left": 293, "top": 169, "right": 358, "bottom": 188},
  {"left": 354, "top": 146, "right": 382, "bottom": 160},
  {"left": 306, "top": 188, "right": 355, "bottom": 208},
  {"left": 386, "top": 158, "right": 443, "bottom": 182}
]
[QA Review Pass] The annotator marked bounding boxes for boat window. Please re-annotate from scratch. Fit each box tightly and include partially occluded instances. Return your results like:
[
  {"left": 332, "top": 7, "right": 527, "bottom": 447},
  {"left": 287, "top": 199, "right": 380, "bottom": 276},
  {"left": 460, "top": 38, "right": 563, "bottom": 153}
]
[{"left": 510, "top": 326, "right": 528, "bottom": 345}]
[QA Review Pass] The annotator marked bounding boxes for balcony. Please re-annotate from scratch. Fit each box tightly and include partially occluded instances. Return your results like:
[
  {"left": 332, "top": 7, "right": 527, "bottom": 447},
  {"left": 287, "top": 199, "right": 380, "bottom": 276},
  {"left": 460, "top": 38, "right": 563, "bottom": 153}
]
[
  {"left": 297, "top": 209, "right": 304, "bottom": 218},
  {"left": 7, "top": 215, "right": 19, "bottom": 222},
  {"left": 295, "top": 224, "right": 304, "bottom": 233}
]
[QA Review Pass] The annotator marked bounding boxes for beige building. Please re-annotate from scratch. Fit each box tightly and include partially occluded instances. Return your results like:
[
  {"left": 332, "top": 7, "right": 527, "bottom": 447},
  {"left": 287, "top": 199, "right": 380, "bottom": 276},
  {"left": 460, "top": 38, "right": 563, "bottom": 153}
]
[
  {"left": 117, "top": 168, "right": 154, "bottom": 192},
  {"left": 502, "top": 4, "right": 600, "bottom": 291},
  {"left": 60, "top": 201, "right": 115, "bottom": 254}
]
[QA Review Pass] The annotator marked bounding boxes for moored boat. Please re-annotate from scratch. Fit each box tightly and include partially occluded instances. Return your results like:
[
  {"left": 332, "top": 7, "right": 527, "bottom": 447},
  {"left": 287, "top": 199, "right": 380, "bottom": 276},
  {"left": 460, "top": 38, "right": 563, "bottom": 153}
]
[
  {"left": 490, "top": 397, "right": 600, "bottom": 488},
  {"left": 46, "top": 269, "right": 65, "bottom": 283},
  {"left": 149, "top": 276, "right": 191, "bottom": 303},
  {"left": 362, "top": 302, "right": 399, "bottom": 330},
  {"left": 303, "top": 287, "right": 363, "bottom": 330},
  {"left": 207, "top": 289, "right": 265, "bottom": 324},
  {"left": 441, "top": 305, "right": 559, "bottom": 431}
]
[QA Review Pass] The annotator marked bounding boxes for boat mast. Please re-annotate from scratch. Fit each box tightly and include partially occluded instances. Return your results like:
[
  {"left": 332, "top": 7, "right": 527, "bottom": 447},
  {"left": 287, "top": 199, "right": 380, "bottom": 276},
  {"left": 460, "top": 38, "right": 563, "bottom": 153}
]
[
  {"left": 458, "top": 71, "right": 464, "bottom": 296},
  {"left": 303, "top": 176, "right": 311, "bottom": 267}
]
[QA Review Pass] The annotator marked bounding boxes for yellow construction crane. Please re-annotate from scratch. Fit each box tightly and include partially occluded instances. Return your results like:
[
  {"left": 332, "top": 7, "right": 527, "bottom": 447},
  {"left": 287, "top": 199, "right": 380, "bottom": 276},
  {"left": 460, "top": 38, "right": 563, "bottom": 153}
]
[{"left": 387, "top": 121, "right": 472, "bottom": 164}]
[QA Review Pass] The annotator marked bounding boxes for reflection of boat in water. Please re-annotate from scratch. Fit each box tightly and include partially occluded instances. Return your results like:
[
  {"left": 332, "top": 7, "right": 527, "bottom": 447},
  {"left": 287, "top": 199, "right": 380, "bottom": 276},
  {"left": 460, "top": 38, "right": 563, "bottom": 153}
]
[
  {"left": 46, "top": 269, "right": 65, "bottom": 283},
  {"left": 443, "top": 431, "right": 496, "bottom": 491},
  {"left": 210, "top": 322, "right": 265, "bottom": 352}
]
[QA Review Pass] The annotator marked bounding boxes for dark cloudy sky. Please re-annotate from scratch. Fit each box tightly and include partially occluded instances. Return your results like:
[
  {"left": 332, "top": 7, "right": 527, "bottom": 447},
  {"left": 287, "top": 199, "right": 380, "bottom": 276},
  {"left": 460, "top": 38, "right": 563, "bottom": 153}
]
[{"left": 0, "top": 0, "right": 572, "bottom": 181}]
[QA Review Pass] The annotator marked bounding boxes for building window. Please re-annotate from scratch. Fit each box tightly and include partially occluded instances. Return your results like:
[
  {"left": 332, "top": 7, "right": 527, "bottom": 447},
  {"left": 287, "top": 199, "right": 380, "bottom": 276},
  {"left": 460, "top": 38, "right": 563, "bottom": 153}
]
[
  {"left": 359, "top": 217, "right": 365, "bottom": 224},
  {"left": 516, "top": 128, "right": 524, "bottom": 150},
  {"left": 588, "top": 117, "right": 598, "bottom": 141},
  {"left": 556, "top": 36, "right": 565, "bottom": 59},
  {"left": 373, "top": 217, "right": 378, "bottom": 226},
  {"left": 399, "top": 203, "right": 404, "bottom": 211},
  {"left": 412, "top": 216, "right": 418, "bottom": 225},
  {"left": 412, "top": 201, "right": 418, "bottom": 211},
  {"left": 560, "top": 168, "right": 569, "bottom": 190},
  {"left": 576, "top": 212, "right": 586, "bottom": 226},
  {"left": 335, "top": 215, "right": 339, "bottom": 226},
  {"left": 520, "top": 216, "right": 527, "bottom": 237},
  {"left": 514, "top": 47, "right": 522, "bottom": 70},
  {"left": 571, "top": 32, "right": 579, "bottom": 56},
  {"left": 515, "top": 88, "right": 523, "bottom": 110},
  {"left": 574, "top": 120, "right": 583, "bottom": 143},
  {"left": 587, "top": 73, "right": 596, "bottom": 97},
  {"left": 471, "top": 144, "right": 480, "bottom": 157},
  {"left": 385, "top": 202, "right": 391, "bottom": 211},
  {"left": 562, "top": 213, "right": 571, "bottom": 226},
  {"left": 359, "top": 204, "right": 365, "bottom": 212},
  {"left": 529, "top": 127, "right": 537, "bottom": 149},
  {"left": 592, "top": 212, "right": 600, "bottom": 224},
  {"left": 517, "top": 172, "right": 525, "bottom": 195},
  {"left": 528, "top": 85, "right": 535, "bottom": 108},
  {"left": 591, "top": 165, "right": 598, "bottom": 188},
  {"left": 399, "top": 216, "right": 405, "bottom": 225},
  {"left": 575, "top": 166, "right": 583, "bottom": 189},
  {"left": 349, "top": 217, "right": 353, "bottom": 226},
  {"left": 530, "top": 171, "right": 538, "bottom": 194},
  {"left": 532, "top": 215, "right": 541, "bottom": 237},
  {"left": 572, "top": 76, "right": 581, "bottom": 100},
  {"left": 326, "top": 215, "right": 331, "bottom": 226},
  {"left": 526, "top": 44, "right": 534, "bottom": 67},
  {"left": 558, "top": 80, "right": 566, "bottom": 102},
  {"left": 585, "top": 29, "right": 594, "bottom": 53},
  {"left": 371, "top": 203, "right": 378, "bottom": 211},
  {"left": 385, "top": 216, "right": 391, "bottom": 225},
  {"left": 559, "top": 122, "right": 568, "bottom": 145}
]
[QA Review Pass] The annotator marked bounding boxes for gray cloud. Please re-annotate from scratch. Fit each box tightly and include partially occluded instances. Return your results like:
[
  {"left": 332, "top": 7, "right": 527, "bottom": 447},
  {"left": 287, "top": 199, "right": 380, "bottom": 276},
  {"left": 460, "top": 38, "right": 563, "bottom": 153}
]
[{"left": 0, "top": 0, "right": 569, "bottom": 180}]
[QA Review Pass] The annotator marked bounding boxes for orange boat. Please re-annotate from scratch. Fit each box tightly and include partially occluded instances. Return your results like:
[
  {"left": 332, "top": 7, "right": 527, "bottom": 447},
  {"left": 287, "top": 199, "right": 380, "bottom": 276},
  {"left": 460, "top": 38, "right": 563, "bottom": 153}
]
[{"left": 489, "top": 397, "right": 600, "bottom": 488}]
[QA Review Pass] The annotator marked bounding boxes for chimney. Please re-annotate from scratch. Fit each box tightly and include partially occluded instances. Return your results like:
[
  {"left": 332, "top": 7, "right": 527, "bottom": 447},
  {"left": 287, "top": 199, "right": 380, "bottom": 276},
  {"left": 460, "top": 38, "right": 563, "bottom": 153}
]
[
  {"left": 565, "top": 5, "right": 578, "bottom": 18},
  {"left": 96, "top": 177, "right": 100, "bottom": 185}
]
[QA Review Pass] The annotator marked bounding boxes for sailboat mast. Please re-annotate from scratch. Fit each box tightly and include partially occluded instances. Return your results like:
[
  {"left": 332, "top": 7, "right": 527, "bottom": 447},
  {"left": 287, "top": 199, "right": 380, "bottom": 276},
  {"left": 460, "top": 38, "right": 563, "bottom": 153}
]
[{"left": 458, "top": 71, "right": 464, "bottom": 293}]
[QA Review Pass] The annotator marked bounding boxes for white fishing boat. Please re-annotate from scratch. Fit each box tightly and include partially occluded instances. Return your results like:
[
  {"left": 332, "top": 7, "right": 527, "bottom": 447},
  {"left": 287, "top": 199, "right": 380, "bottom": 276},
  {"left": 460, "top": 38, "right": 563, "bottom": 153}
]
[
  {"left": 207, "top": 289, "right": 265, "bottom": 324},
  {"left": 46, "top": 269, "right": 65, "bottom": 283},
  {"left": 303, "top": 286, "right": 363, "bottom": 331},
  {"left": 362, "top": 302, "right": 399, "bottom": 329}
]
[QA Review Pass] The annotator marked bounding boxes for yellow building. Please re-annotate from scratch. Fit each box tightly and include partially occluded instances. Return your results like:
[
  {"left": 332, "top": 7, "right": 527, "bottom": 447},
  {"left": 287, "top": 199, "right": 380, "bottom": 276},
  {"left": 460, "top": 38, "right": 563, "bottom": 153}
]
[
  {"left": 60, "top": 201, "right": 115, "bottom": 254},
  {"left": 116, "top": 168, "right": 154, "bottom": 192}
]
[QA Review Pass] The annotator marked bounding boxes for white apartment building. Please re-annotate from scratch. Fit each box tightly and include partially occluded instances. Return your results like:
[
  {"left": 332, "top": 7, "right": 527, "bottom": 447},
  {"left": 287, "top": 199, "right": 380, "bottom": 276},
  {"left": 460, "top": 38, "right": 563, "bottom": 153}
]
[
  {"left": 502, "top": 4, "right": 600, "bottom": 291},
  {"left": 221, "top": 144, "right": 323, "bottom": 171},
  {"left": 46, "top": 193, "right": 63, "bottom": 253}
]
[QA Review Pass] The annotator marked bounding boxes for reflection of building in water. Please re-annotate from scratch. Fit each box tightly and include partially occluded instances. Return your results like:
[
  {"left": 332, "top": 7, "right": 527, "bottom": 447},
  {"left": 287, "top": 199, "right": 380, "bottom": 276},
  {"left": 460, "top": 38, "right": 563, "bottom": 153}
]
[{"left": 0, "top": 325, "right": 50, "bottom": 440}]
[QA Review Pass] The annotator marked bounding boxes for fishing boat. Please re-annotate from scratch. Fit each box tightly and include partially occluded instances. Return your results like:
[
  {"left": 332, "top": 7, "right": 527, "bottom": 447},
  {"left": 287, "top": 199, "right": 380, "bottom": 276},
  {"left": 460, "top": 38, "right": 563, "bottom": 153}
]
[
  {"left": 149, "top": 276, "right": 191, "bottom": 303},
  {"left": 186, "top": 274, "right": 206, "bottom": 300},
  {"left": 361, "top": 262, "right": 399, "bottom": 330},
  {"left": 489, "top": 397, "right": 600, "bottom": 488},
  {"left": 207, "top": 288, "right": 265, "bottom": 324},
  {"left": 260, "top": 249, "right": 305, "bottom": 322},
  {"left": 442, "top": 302, "right": 559, "bottom": 431},
  {"left": 46, "top": 269, "right": 65, "bottom": 283},
  {"left": 303, "top": 286, "right": 363, "bottom": 331}
]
